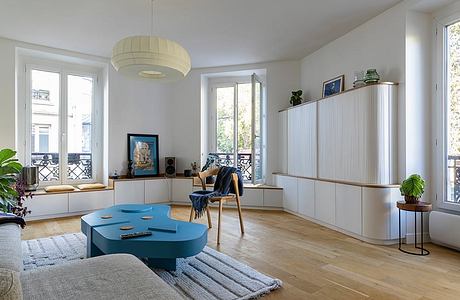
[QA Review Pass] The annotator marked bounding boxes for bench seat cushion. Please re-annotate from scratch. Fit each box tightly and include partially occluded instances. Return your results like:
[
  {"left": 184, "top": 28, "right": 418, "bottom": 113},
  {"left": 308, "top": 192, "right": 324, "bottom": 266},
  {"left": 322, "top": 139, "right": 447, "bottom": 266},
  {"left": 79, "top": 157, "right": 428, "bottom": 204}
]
[{"left": 20, "top": 254, "right": 183, "bottom": 300}]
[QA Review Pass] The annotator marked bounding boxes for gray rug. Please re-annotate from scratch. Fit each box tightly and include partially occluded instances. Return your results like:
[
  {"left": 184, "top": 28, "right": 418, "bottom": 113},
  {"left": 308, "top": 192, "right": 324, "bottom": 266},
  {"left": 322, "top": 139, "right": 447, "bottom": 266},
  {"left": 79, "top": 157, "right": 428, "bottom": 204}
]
[{"left": 22, "top": 233, "right": 282, "bottom": 300}]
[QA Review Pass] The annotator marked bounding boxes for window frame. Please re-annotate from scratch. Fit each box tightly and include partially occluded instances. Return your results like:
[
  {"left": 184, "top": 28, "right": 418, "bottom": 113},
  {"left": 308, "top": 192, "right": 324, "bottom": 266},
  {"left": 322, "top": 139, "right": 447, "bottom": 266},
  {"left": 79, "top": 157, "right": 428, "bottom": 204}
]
[
  {"left": 435, "top": 10, "right": 460, "bottom": 211},
  {"left": 208, "top": 75, "right": 266, "bottom": 184},
  {"left": 21, "top": 58, "right": 102, "bottom": 186}
]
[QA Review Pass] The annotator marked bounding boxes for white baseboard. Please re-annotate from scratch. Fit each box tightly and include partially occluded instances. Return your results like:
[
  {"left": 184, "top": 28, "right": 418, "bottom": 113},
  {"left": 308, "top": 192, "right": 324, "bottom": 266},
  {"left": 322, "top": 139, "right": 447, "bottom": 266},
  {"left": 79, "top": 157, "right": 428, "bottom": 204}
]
[{"left": 404, "top": 232, "right": 431, "bottom": 244}]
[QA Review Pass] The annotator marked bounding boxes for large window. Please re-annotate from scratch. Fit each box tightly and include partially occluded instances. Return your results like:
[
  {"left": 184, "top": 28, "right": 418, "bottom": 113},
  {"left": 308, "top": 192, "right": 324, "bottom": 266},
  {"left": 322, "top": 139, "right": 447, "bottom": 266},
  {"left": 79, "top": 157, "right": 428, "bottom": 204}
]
[
  {"left": 439, "top": 13, "right": 460, "bottom": 209},
  {"left": 23, "top": 62, "right": 101, "bottom": 185},
  {"left": 211, "top": 74, "right": 265, "bottom": 183}
]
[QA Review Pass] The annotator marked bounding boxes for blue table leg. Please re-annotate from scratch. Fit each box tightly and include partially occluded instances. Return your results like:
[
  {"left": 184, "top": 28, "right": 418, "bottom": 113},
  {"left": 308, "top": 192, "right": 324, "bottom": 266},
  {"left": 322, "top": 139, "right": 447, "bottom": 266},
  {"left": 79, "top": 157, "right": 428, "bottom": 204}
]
[
  {"left": 148, "top": 258, "right": 177, "bottom": 271},
  {"left": 87, "top": 228, "right": 104, "bottom": 258}
]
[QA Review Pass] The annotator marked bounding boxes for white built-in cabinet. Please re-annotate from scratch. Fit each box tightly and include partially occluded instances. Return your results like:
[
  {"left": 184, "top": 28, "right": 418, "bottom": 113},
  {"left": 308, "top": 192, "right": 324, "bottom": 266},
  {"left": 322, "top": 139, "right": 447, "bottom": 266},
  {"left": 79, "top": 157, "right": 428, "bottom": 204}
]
[
  {"left": 276, "top": 84, "right": 401, "bottom": 245},
  {"left": 145, "top": 179, "right": 170, "bottom": 204},
  {"left": 274, "top": 174, "right": 401, "bottom": 244},
  {"left": 69, "top": 190, "right": 114, "bottom": 213},
  {"left": 114, "top": 180, "right": 145, "bottom": 204},
  {"left": 171, "top": 178, "right": 193, "bottom": 203}
]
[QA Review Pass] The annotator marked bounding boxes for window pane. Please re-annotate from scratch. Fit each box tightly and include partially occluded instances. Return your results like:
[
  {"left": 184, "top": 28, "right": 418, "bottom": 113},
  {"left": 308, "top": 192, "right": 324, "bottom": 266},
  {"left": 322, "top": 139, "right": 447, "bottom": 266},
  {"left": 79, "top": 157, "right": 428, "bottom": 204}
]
[
  {"left": 216, "top": 87, "right": 235, "bottom": 156},
  {"left": 237, "top": 83, "right": 252, "bottom": 181},
  {"left": 447, "top": 22, "right": 460, "bottom": 203},
  {"left": 67, "top": 74, "right": 93, "bottom": 180},
  {"left": 30, "top": 70, "right": 60, "bottom": 182}
]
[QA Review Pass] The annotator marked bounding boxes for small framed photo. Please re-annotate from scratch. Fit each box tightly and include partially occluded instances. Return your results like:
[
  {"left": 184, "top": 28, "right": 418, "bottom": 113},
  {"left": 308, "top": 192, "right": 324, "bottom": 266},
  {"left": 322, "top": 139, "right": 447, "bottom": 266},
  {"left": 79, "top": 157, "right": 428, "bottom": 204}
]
[
  {"left": 127, "top": 134, "right": 159, "bottom": 177},
  {"left": 322, "top": 75, "right": 344, "bottom": 98}
]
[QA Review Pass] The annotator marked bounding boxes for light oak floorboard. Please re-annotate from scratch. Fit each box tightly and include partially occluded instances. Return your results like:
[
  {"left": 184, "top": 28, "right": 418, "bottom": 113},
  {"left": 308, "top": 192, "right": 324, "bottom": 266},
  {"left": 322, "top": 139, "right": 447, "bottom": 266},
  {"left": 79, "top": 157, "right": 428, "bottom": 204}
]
[{"left": 22, "top": 206, "right": 460, "bottom": 300}]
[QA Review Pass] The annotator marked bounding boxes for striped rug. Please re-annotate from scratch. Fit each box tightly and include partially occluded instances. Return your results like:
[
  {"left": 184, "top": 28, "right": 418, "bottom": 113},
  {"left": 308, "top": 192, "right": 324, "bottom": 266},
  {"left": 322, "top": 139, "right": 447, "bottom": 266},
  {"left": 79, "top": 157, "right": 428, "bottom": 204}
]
[{"left": 22, "top": 233, "right": 282, "bottom": 300}]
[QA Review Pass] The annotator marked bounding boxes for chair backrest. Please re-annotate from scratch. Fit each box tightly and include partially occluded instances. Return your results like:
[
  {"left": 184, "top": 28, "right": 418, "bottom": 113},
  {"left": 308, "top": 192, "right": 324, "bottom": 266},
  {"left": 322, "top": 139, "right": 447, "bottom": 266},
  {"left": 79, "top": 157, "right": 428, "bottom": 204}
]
[
  {"left": 197, "top": 167, "right": 219, "bottom": 190},
  {"left": 198, "top": 168, "right": 240, "bottom": 197}
]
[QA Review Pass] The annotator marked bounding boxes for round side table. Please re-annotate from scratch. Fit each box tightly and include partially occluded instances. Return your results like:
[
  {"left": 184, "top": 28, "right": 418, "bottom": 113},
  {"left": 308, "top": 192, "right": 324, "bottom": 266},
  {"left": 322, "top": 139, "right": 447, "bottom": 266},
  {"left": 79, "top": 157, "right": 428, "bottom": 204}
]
[{"left": 397, "top": 201, "right": 432, "bottom": 256}]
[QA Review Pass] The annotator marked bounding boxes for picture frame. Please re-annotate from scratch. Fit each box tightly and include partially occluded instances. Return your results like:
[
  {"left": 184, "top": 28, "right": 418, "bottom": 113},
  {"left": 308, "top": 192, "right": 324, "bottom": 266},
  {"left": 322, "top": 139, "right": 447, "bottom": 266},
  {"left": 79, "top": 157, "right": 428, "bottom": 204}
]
[
  {"left": 127, "top": 134, "right": 159, "bottom": 177},
  {"left": 322, "top": 75, "right": 344, "bottom": 98}
]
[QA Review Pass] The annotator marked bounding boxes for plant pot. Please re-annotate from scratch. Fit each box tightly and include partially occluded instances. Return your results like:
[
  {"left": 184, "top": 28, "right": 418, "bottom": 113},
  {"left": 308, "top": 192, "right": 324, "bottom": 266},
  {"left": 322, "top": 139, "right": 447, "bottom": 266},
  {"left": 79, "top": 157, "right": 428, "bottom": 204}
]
[{"left": 404, "top": 195, "right": 419, "bottom": 204}]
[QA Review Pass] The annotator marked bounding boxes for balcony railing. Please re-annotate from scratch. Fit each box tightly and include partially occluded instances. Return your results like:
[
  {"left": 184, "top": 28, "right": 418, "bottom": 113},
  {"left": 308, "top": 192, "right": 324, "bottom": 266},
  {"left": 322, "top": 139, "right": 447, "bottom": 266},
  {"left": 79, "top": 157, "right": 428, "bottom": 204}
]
[
  {"left": 214, "top": 153, "right": 252, "bottom": 181},
  {"left": 448, "top": 155, "right": 460, "bottom": 202},
  {"left": 31, "top": 152, "right": 92, "bottom": 181}
]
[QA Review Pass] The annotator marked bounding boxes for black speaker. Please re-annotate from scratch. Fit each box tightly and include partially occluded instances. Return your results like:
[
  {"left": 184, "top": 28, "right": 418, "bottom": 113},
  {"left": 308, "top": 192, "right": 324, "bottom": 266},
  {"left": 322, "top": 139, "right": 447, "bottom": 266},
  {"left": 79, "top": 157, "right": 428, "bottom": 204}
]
[{"left": 165, "top": 157, "right": 176, "bottom": 178}]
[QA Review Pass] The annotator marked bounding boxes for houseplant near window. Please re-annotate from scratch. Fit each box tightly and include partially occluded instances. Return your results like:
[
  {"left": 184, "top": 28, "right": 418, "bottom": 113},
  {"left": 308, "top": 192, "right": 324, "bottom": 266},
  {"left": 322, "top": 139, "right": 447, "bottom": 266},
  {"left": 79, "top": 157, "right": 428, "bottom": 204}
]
[
  {"left": 400, "top": 174, "right": 425, "bottom": 204},
  {"left": 0, "top": 149, "right": 23, "bottom": 212}
]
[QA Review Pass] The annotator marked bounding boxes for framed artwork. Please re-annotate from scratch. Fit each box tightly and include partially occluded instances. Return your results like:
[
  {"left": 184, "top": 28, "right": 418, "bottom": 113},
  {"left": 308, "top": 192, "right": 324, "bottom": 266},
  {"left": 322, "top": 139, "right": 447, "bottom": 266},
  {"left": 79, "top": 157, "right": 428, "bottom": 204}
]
[
  {"left": 322, "top": 75, "right": 344, "bottom": 98},
  {"left": 127, "top": 134, "right": 159, "bottom": 177}
]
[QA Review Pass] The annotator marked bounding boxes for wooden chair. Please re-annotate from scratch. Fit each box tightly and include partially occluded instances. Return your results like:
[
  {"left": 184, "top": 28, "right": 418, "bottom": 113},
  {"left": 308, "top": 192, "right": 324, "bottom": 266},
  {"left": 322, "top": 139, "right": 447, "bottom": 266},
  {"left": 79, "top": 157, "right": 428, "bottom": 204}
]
[{"left": 189, "top": 167, "right": 244, "bottom": 244}]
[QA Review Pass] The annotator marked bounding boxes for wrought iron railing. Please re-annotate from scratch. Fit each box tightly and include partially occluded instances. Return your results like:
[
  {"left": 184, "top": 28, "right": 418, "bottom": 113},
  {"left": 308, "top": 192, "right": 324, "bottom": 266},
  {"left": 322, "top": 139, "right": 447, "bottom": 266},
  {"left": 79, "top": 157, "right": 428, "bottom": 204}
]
[
  {"left": 31, "top": 152, "right": 92, "bottom": 181},
  {"left": 448, "top": 155, "right": 460, "bottom": 202},
  {"left": 214, "top": 153, "right": 252, "bottom": 181}
]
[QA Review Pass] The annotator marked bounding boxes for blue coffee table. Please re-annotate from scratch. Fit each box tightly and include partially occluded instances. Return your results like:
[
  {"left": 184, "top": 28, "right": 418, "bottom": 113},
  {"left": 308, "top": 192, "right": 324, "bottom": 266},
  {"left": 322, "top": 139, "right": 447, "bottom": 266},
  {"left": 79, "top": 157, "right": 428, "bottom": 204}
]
[{"left": 81, "top": 204, "right": 207, "bottom": 270}]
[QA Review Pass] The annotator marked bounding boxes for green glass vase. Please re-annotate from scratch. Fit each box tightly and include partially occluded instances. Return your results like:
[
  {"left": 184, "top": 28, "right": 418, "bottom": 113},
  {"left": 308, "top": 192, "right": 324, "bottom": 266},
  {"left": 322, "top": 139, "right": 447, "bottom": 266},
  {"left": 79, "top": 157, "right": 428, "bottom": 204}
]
[{"left": 364, "top": 69, "right": 380, "bottom": 84}]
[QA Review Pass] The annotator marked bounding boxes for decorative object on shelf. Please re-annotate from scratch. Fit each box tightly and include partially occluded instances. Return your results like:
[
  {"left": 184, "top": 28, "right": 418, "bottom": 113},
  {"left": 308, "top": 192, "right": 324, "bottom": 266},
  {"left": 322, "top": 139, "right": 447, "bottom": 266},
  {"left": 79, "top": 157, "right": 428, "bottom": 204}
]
[
  {"left": 400, "top": 174, "right": 425, "bottom": 204},
  {"left": 322, "top": 75, "right": 344, "bottom": 97},
  {"left": 364, "top": 69, "right": 380, "bottom": 84},
  {"left": 191, "top": 162, "right": 199, "bottom": 176},
  {"left": 290, "top": 90, "right": 303, "bottom": 106},
  {"left": 353, "top": 71, "right": 366, "bottom": 88},
  {"left": 0, "top": 149, "right": 24, "bottom": 213},
  {"left": 127, "top": 134, "right": 159, "bottom": 177},
  {"left": 111, "top": 0, "right": 191, "bottom": 81},
  {"left": 184, "top": 169, "right": 192, "bottom": 177},
  {"left": 127, "top": 160, "right": 135, "bottom": 178},
  {"left": 201, "top": 153, "right": 220, "bottom": 172},
  {"left": 110, "top": 169, "right": 119, "bottom": 179},
  {"left": 20, "top": 166, "right": 39, "bottom": 191}
]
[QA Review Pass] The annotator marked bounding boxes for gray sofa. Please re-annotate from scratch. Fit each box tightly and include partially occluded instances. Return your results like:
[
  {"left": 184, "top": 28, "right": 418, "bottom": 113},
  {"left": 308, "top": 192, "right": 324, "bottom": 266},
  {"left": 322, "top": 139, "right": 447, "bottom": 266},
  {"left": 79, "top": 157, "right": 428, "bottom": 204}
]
[{"left": 0, "top": 223, "right": 183, "bottom": 300}]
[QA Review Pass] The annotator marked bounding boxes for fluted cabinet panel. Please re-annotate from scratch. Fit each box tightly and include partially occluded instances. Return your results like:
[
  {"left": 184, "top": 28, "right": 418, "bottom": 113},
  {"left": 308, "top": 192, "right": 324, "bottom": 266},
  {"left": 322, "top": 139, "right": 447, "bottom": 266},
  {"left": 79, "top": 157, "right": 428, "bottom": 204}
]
[
  {"left": 278, "top": 110, "right": 288, "bottom": 173},
  {"left": 318, "top": 98, "right": 337, "bottom": 179}
]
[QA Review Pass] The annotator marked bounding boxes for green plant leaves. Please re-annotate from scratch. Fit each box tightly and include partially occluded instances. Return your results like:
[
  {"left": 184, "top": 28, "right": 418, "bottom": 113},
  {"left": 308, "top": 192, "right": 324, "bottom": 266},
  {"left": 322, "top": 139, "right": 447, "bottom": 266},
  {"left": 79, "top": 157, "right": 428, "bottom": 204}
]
[
  {"left": 400, "top": 174, "right": 425, "bottom": 198},
  {"left": 0, "top": 149, "right": 16, "bottom": 164}
]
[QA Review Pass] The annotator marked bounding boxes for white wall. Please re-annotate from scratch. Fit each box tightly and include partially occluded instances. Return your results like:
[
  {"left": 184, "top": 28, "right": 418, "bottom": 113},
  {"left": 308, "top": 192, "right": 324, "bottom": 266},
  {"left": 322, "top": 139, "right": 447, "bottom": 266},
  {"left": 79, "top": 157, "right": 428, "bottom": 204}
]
[
  {"left": 170, "top": 61, "right": 300, "bottom": 184},
  {"left": 300, "top": 3, "right": 407, "bottom": 101},
  {"left": 0, "top": 37, "right": 174, "bottom": 178}
]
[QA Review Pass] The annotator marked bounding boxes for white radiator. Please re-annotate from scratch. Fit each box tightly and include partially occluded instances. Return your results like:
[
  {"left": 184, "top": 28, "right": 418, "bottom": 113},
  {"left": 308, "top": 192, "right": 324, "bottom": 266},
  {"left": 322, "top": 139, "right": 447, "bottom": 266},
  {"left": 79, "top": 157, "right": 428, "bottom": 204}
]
[{"left": 429, "top": 211, "right": 460, "bottom": 251}]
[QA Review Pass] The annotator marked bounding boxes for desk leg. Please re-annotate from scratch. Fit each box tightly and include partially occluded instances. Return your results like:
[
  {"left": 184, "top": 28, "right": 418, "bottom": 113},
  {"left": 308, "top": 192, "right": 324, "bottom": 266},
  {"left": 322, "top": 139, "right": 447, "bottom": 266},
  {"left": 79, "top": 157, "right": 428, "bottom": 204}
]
[
  {"left": 421, "top": 212, "right": 424, "bottom": 255},
  {"left": 398, "top": 208, "right": 401, "bottom": 250},
  {"left": 148, "top": 258, "right": 177, "bottom": 271}
]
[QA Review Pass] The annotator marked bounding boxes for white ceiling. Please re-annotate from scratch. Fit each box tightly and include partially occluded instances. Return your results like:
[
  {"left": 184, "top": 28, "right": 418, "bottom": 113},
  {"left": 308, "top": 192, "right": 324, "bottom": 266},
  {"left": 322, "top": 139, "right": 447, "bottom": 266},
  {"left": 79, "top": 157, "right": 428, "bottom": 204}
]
[{"left": 0, "top": 0, "right": 401, "bottom": 68}]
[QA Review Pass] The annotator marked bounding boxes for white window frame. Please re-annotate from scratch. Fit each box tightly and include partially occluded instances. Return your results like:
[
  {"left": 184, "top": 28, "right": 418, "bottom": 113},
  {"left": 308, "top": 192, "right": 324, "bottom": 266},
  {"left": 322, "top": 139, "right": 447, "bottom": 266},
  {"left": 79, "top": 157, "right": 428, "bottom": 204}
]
[
  {"left": 208, "top": 75, "right": 266, "bottom": 184},
  {"left": 19, "top": 57, "right": 103, "bottom": 186},
  {"left": 435, "top": 9, "right": 460, "bottom": 211}
]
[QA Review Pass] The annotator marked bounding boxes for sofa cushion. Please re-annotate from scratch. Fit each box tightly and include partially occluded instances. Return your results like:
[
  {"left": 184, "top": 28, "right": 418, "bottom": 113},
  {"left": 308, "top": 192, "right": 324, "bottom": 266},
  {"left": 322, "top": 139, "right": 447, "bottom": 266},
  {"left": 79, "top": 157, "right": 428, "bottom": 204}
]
[
  {"left": 0, "top": 224, "right": 23, "bottom": 272},
  {"left": 20, "top": 254, "right": 183, "bottom": 300},
  {"left": 0, "top": 268, "right": 23, "bottom": 300}
]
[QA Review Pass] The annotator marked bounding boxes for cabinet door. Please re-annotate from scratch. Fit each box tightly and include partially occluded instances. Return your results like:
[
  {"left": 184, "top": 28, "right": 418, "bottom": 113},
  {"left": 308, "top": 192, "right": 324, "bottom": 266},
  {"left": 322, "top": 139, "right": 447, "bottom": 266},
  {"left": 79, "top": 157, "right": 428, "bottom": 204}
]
[
  {"left": 171, "top": 178, "right": 193, "bottom": 203},
  {"left": 300, "top": 103, "right": 317, "bottom": 177},
  {"left": 287, "top": 108, "right": 299, "bottom": 176},
  {"left": 114, "top": 181, "right": 145, "bottom": 204},
  {"left": 335, "top": 184, "right": 362, "bottom": 235},
  {"left": 279, "top": 110, "right": 288, "bottom": 174},
  {"left": 145, "top": 179, "right": 170, "bottom": 203},
  {"left": 277, "top": 175, "right": 298, "bottom": 212},
  {"left": 27, "top": 194, "right": 69, "bottom": 218},
  {"left": 239, "top": 189, "right": 263, "bottom": 207},
  {"left": 297, "top": 178, "right": 315, "bottom": 218},
  {"left": 69, "top": 190, "right": 114, "bottom": 212},
  {"left": 318, "top": 98, "right": 337, "bottom": 179},
  {"left": 314, "top": 181, "right": 335, "bottom": 225},
  {"left": 362, "top": 187, "right": 392, "bottom": 240},
  {"left": 263, "top": 189, "right": 283, "bottom": 208}
]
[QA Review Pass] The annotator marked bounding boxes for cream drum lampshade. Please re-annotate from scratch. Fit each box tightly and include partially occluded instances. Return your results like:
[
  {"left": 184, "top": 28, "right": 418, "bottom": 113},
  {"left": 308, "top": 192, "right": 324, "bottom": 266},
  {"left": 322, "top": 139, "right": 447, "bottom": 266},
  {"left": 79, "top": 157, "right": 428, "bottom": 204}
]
[{"left": 111, "top": 36, "right": 191, "bottom": 81}]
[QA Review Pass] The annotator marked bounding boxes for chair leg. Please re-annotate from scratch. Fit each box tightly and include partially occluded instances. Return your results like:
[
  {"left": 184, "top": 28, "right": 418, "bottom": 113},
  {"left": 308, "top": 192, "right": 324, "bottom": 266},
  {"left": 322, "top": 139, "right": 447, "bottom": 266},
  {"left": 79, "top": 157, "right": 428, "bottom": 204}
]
[
  {"left": 236, "top": 196, "right": 245, "bottom": 234},
  {"left": 189, "top": 207, "right": 195, "bottom": 222},
  {"left": 206, "top": 206, "right": 212, "bottom": 229},
  {"left": 217, "top": 201, "right": 223, "bottom": 245}
]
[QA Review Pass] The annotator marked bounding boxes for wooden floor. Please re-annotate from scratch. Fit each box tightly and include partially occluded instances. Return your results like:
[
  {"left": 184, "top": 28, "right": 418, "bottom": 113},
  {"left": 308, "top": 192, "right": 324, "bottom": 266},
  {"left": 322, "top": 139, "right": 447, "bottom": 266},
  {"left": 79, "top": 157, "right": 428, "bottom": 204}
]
[{"left": 22, "top": 205, "right": 460, "bottom": 300}]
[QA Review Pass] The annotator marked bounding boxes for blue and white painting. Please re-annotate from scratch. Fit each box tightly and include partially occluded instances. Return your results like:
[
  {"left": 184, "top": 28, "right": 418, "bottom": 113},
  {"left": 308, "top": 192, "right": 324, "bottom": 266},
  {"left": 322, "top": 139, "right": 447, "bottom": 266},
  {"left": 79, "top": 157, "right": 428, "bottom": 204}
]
[
  {"left": 323, "top": 75, "right": 344, "bottom": 98},
  {"left": 128, "top": 134, "right": 159, "bottom": 177}
]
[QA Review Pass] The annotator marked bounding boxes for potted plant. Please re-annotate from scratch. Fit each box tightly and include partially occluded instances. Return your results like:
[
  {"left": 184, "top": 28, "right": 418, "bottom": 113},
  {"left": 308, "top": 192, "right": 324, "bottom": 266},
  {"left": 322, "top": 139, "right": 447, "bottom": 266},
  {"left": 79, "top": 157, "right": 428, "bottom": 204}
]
[
  {"left": 290, "top": 90, "right": 303, "bottom": 106},
  {"left": 400, "top": 174, "right": 425, "bottom": 204},
  {"left": 0, "top": 149, "right": 23, "bottom": 213}
]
